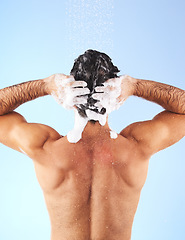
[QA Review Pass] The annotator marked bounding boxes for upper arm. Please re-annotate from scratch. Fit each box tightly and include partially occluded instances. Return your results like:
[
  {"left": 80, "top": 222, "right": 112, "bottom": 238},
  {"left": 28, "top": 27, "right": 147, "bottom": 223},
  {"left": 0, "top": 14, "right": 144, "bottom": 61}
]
[
  {"left": 0, "top": 111, "right": 61, "bottom": 156},
  {"left": 120, "top": 110, "right": 185, "bottom": 156}
]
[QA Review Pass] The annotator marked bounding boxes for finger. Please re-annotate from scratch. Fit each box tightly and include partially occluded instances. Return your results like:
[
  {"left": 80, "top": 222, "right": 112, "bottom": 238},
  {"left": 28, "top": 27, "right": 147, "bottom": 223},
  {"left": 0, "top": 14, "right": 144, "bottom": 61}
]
[
  {"left": 96, "top": 85, "right": 118, "bottom": 93},
  {"left": 95, "top": 86, "right": 106, "bottom": 92},
  {"left": 71, "top": 81, "right": 87, "bottom": 88},
  {"left": 92, "top": 93, "right": 105, "bottom": 101},
  {"left": 73, "top": 87, "right": 90, "bottom": 96},
  {"left": 73, "top": 96, "right": 88, "bottom": 104},
  {"left": 94, "top": 102, "right": 103, "bottom": 108},
  {"left": 93, "top": 90, "right": 121, "bottom": 102}
]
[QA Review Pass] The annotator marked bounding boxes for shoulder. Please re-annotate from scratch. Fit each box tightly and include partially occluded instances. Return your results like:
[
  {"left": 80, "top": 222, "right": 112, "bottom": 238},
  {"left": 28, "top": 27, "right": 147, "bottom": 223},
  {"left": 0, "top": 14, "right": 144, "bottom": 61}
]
[
  {"left": 13, "top": 122, "right": 62, "bottom": 156},
  {"left": 0, "top": 111, "right": 61, "bottom": 157},
  {"left": 120, "top": 110, "right": 185, "bottom": 156}
]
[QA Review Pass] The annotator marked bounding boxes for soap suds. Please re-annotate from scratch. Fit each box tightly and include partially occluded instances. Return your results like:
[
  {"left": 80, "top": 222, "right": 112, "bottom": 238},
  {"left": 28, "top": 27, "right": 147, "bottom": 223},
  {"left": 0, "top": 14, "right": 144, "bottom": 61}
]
[
  {"left": 53, "top": 75, "right": 127, "bottom": 143},
  {"left": 86, "top": 109, "right": 107, "bottom": 126},
  {"left": 66, "top": 76, "right": 127, "bottom": 143},
  {"left": 110, "top": 131, "right": 118, "bottom": 139},
  {"left": 93, "top": 76, "right": 125, "bottom": 114},
  {"left": 51, "top": 74, "right": 90, "bottom": 109},
  {"left": 67, "top": 110, "right": 88, "bottom": 143}
]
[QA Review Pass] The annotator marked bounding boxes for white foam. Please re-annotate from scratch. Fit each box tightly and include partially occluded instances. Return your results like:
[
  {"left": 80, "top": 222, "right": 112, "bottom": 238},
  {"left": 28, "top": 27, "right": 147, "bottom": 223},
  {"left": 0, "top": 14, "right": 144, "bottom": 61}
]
[
  {"left": 67, "top": 109, "right": 108, "bottom": 143},
  {"left": 51, "top": 74, "right": 90, "bottom": 109},
  {"left": 93, "top": 76, "right": 125, "bottom": 114},
  {"left": 110, "top": 131, "right": 118, "bottom": 139},
  {"left": 67, "top": 109, "right": 118, "bottom": 143},
  {"left": 67, "top": 110, "right": 88, "bottom": 143},
  {"left": 66, "top": 77, "right": 127, "bottom": 143},
  {"left": 86, "top": 109, "right": 107, "bottom": 126},
  {"left": 55, "top": 75, "right": 128, "bottom": 143}
]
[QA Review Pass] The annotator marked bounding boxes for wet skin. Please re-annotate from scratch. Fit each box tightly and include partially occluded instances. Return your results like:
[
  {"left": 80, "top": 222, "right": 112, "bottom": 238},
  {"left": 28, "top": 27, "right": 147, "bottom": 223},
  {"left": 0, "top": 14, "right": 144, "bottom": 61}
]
[
  {"left": 1, "top": 75, "right": 185, "bottom": 239},
  {"left": 1, "top": 109, "right": 185, "bottom": 240},
  {"left": 33, "top": 124, "right": 149, "bottom": 240}
]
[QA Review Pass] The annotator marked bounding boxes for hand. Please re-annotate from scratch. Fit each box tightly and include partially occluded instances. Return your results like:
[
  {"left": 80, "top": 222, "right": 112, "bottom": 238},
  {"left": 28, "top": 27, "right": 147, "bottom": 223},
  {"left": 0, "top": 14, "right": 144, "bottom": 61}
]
[
  {"left": 118, "top": 75, "right": 136, "bottom": 102},
  {"left": 92, "top": 75, "right": 136, "bottom": 113},
  {"left": 45, "top": 74, "right": 90, "bottom": 109}
]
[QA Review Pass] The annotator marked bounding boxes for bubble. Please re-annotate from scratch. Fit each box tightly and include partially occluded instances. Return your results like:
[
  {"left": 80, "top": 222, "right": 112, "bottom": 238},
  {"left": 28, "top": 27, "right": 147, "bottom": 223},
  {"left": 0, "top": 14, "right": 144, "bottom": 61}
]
[{"left": 110, "top": 130, "right": 118, "bottom": 139}]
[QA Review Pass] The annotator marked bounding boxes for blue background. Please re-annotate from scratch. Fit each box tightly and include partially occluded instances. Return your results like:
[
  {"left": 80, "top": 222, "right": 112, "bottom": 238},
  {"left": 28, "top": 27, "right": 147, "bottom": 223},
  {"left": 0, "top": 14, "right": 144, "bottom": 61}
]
[{"left": 0, "top": 0, "right": 185, "bottom": 239}]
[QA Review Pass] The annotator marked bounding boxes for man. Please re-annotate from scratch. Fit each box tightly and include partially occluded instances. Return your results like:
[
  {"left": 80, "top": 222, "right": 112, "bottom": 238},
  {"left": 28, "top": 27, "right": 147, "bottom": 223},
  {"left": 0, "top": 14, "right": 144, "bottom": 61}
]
[{"left": 0, "top": 49, "right": 185, "bottom": 240}]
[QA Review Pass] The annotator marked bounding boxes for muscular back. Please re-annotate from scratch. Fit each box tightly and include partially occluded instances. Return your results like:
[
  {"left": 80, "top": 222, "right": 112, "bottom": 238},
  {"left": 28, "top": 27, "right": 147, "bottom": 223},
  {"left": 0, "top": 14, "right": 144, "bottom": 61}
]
[
  {"left": 0, "top": 70, "right": 185, "bottom": 239},
  {"left": 1, "top": 109, "right": 185, "bottom": 240},
  {"left": 33, "top": 133, "right": 149, "bottom": 240}
]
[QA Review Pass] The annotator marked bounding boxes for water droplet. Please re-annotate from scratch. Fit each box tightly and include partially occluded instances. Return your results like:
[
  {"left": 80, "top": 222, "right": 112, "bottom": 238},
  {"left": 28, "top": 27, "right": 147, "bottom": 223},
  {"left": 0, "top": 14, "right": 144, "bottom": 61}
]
[{"left": 66, "top": 0, "right": 114, "bottom": 58}]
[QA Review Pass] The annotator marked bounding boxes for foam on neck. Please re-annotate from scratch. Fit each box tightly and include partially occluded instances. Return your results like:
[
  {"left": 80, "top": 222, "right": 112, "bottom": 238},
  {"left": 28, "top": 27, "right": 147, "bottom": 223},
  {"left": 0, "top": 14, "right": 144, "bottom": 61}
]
[
  {"left": 67, "top": 109, "right": 117, "bottom": 143},
  {"left": 67, "top": 110, "right": 88, "bottom": 143}
]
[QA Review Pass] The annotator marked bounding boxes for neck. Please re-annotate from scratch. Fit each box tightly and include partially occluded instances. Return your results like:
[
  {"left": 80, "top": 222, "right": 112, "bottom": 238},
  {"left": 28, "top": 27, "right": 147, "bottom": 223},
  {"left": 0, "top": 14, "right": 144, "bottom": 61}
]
[
  {"left": 82, "top": 120, "right": 110, "bottom": 137},
  {"left": 67, "top": 110, "right": 117, "bottom": 143}
]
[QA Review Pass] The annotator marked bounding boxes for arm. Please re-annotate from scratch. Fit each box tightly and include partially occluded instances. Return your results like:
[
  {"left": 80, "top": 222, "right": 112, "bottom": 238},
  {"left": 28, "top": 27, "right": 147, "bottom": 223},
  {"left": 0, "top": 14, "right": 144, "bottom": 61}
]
[
  {"left": 0, "top": 74, "right": 89, "bottom": 156},
  {"left": 0, "top": 78, "right": 48, "bottom": 115},
  {"left": 93, "top": 75, "right": 185, "bottom": 155},
  {"left": 0, "top": 75, "right": 61, "bottom": 155},
  {"left": 120, "top": 76, "right": 185, "bottom": 156},
  {"left": 133, "top": 77, "right": 185, "bottom": 114}
]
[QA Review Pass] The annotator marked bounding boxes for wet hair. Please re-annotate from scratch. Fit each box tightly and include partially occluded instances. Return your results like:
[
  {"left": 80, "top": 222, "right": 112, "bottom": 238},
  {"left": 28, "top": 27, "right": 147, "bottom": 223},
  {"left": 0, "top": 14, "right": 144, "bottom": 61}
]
[{"left": 70, "top": 49, "right": 120, "bottom": 118}]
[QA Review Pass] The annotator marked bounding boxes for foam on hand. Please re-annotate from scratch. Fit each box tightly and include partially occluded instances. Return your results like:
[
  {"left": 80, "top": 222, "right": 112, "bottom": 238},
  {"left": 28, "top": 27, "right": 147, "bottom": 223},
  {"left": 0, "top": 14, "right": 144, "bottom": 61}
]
[
  {"left": 93, "top": 76, "right": 125, "bottom": 114},
  {"left": 54, "top": 75, "right": 126, "bottom": 143},
  {"left": 51, "top": 74, "right": 90, "bottom": 110}
]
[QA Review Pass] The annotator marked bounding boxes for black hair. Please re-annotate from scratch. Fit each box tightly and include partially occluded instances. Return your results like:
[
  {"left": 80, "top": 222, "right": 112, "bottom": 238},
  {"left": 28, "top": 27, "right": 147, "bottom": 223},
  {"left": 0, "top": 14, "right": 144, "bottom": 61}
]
[{"left": 70, "top": 49, "right": 120, "bottom": 118}]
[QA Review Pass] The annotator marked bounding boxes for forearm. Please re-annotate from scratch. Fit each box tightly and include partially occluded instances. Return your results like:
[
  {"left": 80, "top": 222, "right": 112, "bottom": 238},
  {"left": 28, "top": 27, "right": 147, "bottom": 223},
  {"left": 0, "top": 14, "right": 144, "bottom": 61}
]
[
  {"left": 133, "top": 78, "right": 185, "bottom": 114},
  {"left": 0, "top": 79, "right": 49, "bottom": 115}
]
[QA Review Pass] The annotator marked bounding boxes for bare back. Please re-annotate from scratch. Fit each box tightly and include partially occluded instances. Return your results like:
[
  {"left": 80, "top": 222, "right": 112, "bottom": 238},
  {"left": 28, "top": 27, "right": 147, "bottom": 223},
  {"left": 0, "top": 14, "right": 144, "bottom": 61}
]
[
  {"left": 33, "top": 133, "right": 149, "bottom": 240},
  {"left": 1, "top": 68, "right": 185, "bottom": 240},
  {"left": 1, "top": 110, "right": 184, "bottom": 240}
]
